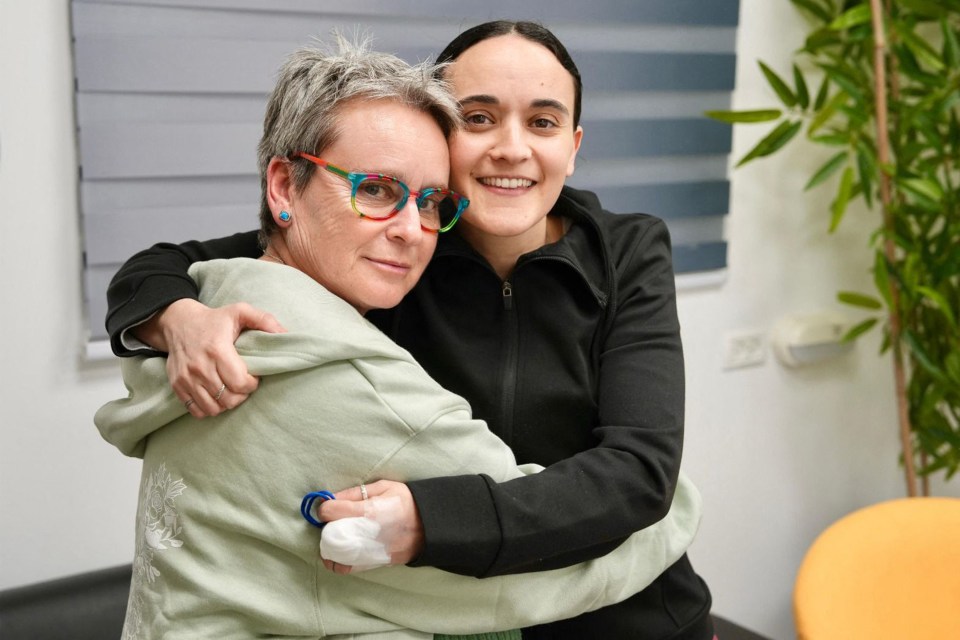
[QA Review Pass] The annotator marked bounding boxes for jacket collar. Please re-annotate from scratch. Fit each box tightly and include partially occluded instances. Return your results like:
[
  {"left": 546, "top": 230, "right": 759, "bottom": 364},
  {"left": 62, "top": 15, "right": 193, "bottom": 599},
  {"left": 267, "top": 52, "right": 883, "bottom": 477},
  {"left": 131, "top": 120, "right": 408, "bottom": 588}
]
[{"left": 434, "top": 186, "right": 610, "bottom": 309}]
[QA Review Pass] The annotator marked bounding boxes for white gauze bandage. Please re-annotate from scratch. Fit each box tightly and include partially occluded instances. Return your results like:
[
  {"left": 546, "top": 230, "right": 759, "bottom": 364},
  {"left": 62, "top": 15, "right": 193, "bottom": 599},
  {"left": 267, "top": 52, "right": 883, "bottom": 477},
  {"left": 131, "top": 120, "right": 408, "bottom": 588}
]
[{"left": 319, "top": 495, "right": 404, "bottom": 572}]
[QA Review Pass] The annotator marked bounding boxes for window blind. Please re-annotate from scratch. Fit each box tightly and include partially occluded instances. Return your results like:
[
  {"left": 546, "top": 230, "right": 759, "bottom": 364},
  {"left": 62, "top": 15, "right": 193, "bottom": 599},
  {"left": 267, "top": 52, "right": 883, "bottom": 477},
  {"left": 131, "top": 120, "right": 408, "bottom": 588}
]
[{"left": 72, "top": 0, "right": 740, "bottom": 342}]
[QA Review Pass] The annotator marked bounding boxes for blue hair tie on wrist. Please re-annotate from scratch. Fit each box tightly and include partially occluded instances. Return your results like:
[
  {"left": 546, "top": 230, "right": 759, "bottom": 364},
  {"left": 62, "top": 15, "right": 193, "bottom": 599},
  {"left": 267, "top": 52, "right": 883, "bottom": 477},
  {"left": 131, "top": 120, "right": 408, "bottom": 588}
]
[{"left": 301, "top": 490, "right": 336, "bottom": 528}]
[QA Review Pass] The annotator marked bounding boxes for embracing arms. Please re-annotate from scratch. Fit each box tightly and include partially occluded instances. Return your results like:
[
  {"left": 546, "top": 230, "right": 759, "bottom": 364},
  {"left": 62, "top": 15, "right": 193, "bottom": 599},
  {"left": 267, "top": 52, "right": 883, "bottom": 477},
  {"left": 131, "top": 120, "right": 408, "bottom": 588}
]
[
  {"left": 97, "top": 259, "right": 702, "bottom": 635},
  {"left": 106, "top": 230, "right": 262, "bottom": 353},
  {"left": 106, "top": 230, "right": 285, "bottom": 415},
  {"left": 105, "top": 214, "right": 689, "bottom": 580}
]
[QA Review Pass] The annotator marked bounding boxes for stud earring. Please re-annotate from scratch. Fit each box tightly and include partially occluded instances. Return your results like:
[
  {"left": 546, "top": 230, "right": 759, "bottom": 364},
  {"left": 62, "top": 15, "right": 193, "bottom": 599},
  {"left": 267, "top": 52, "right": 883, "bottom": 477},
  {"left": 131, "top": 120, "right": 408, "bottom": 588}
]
[{"left": 279, "top": 211, "right": 291, "bottom": 222}]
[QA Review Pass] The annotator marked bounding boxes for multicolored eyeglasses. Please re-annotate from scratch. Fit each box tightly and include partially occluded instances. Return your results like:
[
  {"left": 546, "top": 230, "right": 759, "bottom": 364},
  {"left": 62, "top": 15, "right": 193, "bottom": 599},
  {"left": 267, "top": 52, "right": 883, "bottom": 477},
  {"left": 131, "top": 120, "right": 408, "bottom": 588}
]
[{"left": 295, "top": 152, "right": 468, "bottom": 233}]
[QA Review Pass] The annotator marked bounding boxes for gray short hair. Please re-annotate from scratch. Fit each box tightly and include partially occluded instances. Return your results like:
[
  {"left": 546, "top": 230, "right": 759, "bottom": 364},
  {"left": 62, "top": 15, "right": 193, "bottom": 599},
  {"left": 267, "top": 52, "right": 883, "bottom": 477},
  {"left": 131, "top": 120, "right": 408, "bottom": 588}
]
[{"left": 257, "top": 34, "right": 461, "bottom": 244}]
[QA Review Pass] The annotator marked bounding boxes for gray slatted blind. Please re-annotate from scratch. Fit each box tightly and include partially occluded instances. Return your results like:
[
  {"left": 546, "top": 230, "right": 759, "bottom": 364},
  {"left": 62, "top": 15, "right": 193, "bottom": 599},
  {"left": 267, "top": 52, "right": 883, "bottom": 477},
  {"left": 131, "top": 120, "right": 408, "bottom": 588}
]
[{"left": 72, "top": 0, "right": 740, "bottom": 342}]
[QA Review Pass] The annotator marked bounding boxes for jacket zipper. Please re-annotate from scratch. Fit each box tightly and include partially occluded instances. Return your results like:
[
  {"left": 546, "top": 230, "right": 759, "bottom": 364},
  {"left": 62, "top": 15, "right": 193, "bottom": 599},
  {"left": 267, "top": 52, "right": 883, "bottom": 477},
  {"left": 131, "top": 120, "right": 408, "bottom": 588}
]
[{"left": 500, "top": 279, "right": 518, "bottom": 443}]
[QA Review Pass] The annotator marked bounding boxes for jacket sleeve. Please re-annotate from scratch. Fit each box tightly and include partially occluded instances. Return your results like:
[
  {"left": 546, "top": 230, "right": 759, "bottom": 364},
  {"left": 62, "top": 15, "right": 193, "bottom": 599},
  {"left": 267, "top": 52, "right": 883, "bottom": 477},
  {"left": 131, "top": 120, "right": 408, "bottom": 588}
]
[
  {"left": 345, "top": 477, "right": 701, "bottom": 636},
  {"left": 407, "top": 217, "right": 686, "bottom": 577},
  {"left": 105, "top": 230, "right": 262, "bottom": 356}
]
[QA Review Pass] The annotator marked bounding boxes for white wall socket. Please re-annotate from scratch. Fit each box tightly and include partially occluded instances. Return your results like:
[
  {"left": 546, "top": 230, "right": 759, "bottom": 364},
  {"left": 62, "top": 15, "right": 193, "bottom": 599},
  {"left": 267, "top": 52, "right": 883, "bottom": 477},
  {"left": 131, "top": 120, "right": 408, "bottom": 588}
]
[{"left": 722, "top": 330, "right": 767, "bottom": 370}]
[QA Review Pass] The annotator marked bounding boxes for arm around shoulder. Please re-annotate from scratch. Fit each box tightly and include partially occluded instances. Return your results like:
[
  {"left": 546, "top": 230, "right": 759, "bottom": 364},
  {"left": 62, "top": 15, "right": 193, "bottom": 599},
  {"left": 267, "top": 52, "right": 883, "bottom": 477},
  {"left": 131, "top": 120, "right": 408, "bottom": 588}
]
[{"left": 106, "top": 230, "right": 262, "bottom": 356}]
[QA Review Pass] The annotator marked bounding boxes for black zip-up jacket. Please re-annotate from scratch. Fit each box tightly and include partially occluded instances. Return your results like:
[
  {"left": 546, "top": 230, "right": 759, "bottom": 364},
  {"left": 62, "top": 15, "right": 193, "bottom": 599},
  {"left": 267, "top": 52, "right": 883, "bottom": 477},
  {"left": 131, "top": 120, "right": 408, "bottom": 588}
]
[{"left": 106, "top": 186, "right": 713, "bottom": 639}]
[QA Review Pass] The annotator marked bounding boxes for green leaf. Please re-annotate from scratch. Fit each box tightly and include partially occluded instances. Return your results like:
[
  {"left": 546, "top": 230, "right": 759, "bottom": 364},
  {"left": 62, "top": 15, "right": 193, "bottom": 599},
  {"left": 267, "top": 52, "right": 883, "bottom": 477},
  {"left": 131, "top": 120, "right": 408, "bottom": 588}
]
[
  {"left": 809, "top": 90, "right": 848, "bottom": 134},
  {"left": 873, "top": 252, "right": 894, "bottom": 308},
  {"left": 829, "top": 3, "right": 873, "bottom": 30},
  {"left": 822, "top": 68, "right": 866, "bottom": 105},
  {"left": 793, "top": 65, "right": 810, "bottom": 109},
  {"left": 898, "top": 24, "right": 947, "bottom": 71},
  {"left": 838, "top": 291, "right": 884, "bottom": 309},
  {"left": 759, "top": 61, "right": 798, "bottom": 107},
  {"left": 916, "top": 286, "right": 957, "bottom": 328},
  {"left": 810, "top": 133, "right": 851, "bottom": 146},
  {"left": 951, "top": 110, "right": 960, "bottom": 148},
  {"left": 736, "top": 120, "right": 803, "bottom": 167},
  {"left": 856, "top": 147, "right": 874, "bottom": 208},
  {"left": 899, "top": 0, "right": 950, "bottom": 17},
  {"left": 704, "top": 109, "right": 783, "bottom": 123},
  {"left": 842, "top": 317, "right": 879, "bottom": 342},
  {"left": 790, "top": 0, "right": 833, "bottom": 22},
  {"left": 829, "top": 166, "right": 855, "bottom": 231},
  {"left": 805, "top": 27, "right": 844, "bottom": 51},
  {"left": 805, "top": 151, "right": 848, "bottom": 190},
  {"left": 946, "top": 352, "right": 960, "bottom": 385},
  {"left": 941, "top": 19, "right": 960, "bottom": 67},
  {"left": 813, "top": 75, "right": 830, "bottom": 110},
  {"left": 837, "top": 104, "right": 869, "bottom": 127},
  {"left": 903, "top": 330, "right": 948, "bottom": 382},
  {"left": 899, "top": 177, "right": 945, "bottom": 202},
  {"left": 894, "top": 45, "right": 939, "bottom": 85},
  {"left": 939, "top": 90, "right": 960, "bottom": 119},
  {"left": 920, "top": 455, "right": 952, "bottom": 477},
  {"left": 848, "top": 22, "right": 875, "bottom": 43}
]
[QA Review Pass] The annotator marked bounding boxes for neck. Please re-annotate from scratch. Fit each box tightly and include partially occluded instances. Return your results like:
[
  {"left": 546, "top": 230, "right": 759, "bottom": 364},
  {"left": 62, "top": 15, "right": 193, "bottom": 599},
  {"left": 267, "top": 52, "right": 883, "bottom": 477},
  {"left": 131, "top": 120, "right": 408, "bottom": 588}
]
[
  {"left": 459, "top": 214, "right": 566, "bottom": 280},
  {"left": 261, "top": 239, "right": 290, "bottom": 266},
  {"left": 262, "top": 251, "right": 285, "bottom": 265}
]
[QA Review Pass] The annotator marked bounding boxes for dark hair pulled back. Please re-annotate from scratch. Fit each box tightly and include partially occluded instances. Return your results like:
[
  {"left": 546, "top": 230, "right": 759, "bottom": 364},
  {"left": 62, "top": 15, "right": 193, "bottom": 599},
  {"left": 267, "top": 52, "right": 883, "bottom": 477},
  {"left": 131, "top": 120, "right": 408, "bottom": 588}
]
[{"left": 436, "top": 20, "right": 582, "bottom": 128}]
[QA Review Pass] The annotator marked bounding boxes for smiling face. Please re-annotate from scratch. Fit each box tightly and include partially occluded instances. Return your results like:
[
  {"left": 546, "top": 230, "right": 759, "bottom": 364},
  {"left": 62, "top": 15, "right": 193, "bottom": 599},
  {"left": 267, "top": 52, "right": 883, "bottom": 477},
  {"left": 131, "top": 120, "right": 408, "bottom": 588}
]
[
  {"left": 447, "top": 34, "right": 583, "bottom": 250},
  {"left": 269, "top": 99, "right": 450, "bottom": 314}
]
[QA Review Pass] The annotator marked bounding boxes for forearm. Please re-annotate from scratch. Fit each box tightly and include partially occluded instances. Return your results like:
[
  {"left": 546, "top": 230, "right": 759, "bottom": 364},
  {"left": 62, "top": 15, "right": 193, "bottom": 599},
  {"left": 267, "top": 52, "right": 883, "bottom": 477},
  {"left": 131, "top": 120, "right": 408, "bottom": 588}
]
[
  {"left": 106, "top": 230, "right": 261, "bottom": 355},
  {"left": 409, "top": 438, "right": 680, "bottom": 577},
  {"left": 349, "top": 473, "right": 701, "bottom": 635}
]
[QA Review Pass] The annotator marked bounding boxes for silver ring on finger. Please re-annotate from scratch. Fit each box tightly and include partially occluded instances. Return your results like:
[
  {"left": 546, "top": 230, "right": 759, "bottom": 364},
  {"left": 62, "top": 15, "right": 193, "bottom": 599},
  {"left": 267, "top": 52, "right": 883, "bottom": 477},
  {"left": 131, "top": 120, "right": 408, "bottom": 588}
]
[
  {"left": 184, "top": 398, "right": 196, "bottom": 409},
  {"left": 360, "top": 483, "right": 368, "bottom": 501},
  {"left": 214, "top": 383, "right": 227, "bottom": 401}
]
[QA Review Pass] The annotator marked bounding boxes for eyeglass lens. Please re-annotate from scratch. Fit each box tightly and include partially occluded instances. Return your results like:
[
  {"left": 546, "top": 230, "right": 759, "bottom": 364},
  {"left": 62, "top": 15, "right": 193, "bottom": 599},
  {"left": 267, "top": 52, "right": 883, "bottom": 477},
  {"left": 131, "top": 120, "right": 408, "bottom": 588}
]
[{"left": 354, "top": 177, "right": 461, "bottom": 231}]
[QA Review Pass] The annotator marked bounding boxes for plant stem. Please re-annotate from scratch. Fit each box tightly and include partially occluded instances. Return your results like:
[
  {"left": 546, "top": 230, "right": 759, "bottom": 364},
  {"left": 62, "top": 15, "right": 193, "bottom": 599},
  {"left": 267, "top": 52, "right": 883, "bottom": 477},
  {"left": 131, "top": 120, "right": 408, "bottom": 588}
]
[{"left": 870, "top": 0, "right": 918, "bottom": 497}]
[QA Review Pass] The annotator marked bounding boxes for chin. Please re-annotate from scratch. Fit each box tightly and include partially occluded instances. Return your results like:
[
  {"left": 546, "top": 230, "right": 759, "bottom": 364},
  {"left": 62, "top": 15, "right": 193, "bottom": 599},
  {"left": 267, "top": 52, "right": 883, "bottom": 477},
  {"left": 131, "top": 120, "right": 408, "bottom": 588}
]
[
  {"left": 366, "top": 290, "right": 408, "bottom": 312},
  {"left": 464, "top": 215, "right": 543, "bottom": 239}
]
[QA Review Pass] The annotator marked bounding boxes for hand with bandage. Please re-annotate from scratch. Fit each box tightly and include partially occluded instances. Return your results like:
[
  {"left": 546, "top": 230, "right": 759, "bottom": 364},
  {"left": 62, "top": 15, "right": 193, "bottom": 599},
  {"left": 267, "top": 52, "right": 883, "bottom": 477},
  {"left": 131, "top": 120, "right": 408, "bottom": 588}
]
[{"left": 316, "top": 480, "right": 425, "bottom": 574}]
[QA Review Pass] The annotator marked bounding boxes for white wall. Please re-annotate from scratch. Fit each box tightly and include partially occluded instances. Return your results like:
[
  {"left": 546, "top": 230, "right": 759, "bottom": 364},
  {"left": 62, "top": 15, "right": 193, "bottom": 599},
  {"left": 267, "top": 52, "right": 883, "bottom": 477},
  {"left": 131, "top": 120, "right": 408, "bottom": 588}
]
[
  {"left": 0, "top": 2, "right": 956, "bottom": 639},
  {"left": 0, "top": 0, "right": 142, "bottom": 587},
  {"left": 679, "top": 2, "right": 960, "bottom": 639}
]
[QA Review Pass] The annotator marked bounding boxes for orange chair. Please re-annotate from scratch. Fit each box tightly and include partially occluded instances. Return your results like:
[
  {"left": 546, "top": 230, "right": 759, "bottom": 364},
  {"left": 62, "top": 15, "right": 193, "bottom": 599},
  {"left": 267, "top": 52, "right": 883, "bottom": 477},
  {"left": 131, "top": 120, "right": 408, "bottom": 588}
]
[{"left": 793, "top": 497, "right": 960, "bottom": 639}]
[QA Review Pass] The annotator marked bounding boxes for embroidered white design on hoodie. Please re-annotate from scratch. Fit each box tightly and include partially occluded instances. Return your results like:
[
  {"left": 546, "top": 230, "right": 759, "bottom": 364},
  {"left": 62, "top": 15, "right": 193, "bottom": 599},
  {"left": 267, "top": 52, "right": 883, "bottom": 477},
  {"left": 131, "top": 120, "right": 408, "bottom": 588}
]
[{"left": 123, "top": 463, "right": 187, "bottom": 639}]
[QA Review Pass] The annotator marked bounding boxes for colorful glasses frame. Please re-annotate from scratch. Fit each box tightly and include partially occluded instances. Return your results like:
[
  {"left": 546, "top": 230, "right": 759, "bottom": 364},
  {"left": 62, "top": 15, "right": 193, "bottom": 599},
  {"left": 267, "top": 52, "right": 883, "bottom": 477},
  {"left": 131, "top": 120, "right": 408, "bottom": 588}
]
[{"left": 295, "top": 152, "right": 468, "bottom": 233}]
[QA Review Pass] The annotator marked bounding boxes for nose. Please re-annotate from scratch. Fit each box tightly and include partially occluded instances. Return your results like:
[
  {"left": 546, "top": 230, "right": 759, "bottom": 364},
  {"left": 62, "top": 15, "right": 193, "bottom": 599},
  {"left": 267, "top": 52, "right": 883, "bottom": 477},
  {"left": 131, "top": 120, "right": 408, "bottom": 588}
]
[
  {"left": 490, "top": 119, "right": 531, "bottom": 163},
  {"left": 386, "top": 197, "right": 423, "bottom": 243}
]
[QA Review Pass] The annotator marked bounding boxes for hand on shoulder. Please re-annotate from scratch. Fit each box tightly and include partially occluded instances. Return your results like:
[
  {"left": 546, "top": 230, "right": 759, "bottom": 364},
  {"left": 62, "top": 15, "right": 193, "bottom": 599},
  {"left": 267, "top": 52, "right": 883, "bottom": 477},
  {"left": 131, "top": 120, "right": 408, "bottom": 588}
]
[{"left": 139, "top": 299, "right": 286, "bottom": 417}]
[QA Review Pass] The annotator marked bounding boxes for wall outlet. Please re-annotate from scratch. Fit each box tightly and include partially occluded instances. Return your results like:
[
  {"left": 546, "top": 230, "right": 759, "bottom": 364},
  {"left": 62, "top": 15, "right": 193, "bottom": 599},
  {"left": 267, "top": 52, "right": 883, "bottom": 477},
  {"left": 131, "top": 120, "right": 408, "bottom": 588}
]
[{"left": 722, "top": 330, "right": 767, "bottom": 370}]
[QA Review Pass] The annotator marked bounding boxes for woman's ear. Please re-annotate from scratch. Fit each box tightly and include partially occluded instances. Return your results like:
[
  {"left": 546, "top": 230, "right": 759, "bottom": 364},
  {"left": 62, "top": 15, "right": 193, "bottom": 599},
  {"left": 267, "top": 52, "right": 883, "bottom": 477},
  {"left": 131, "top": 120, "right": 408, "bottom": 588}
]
[
  {"left": 566, "top": 125, "right": 584, "bottom": 177},
  {"left": 266, "top": 157, "right": 295, "bottom": 226}
]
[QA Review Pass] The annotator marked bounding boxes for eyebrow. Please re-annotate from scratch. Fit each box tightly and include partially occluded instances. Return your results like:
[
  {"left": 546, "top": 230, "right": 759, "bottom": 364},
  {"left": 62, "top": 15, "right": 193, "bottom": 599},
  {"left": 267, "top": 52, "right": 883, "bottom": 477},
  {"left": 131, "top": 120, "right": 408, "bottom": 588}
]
[
  {"left": 458, "top": 94, "right": 498, "bottom": 107},
  {"left": 458, "top": 94, "right": 570, "bottom": 116},
  {"left": 530, "top": 98, "right": 570, "bottom": 116}
]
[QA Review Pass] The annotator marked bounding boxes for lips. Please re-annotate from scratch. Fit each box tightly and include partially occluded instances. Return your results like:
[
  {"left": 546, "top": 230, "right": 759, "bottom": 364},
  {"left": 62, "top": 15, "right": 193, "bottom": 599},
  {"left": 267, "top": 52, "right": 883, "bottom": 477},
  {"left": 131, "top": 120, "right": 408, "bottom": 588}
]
[
  {"left": 479, "top": 176, "right": 535, "bottom": 189},
  {"left": 367, "top": 257, "right": 412, "bottom": 273}
]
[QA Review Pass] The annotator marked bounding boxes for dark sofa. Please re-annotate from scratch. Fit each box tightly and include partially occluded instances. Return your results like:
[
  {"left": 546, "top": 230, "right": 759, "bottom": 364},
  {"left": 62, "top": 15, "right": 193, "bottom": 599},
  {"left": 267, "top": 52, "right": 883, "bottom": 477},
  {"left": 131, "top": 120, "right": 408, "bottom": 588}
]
[
  {"left": 0, "top": 565, "right": 770, "bottom": 639},
  {"left": 0, "top": 566, "right": 130, "bottom": 640}
]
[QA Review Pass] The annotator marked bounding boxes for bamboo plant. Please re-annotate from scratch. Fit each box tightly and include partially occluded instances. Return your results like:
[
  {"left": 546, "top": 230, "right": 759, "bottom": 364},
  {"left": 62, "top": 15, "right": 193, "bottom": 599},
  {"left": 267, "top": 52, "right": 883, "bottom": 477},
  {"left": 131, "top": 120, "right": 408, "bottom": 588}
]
[{"left": 708, "top": 0, "right": 960, "bottom": 495}]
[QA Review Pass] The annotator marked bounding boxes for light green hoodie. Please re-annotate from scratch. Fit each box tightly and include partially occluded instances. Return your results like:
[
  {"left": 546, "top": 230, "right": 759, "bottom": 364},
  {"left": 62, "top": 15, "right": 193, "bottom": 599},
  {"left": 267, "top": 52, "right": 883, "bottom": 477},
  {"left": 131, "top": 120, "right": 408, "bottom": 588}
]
[{"left": 95, "top": 258, "right": 702, "bottom": 640}]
